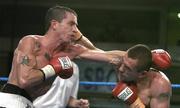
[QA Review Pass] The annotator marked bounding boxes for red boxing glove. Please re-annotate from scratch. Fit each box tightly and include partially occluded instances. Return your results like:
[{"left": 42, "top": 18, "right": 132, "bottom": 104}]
[
  {"left": 41, "top": 56, "right": 73, "bottom": 79},
  {"left": 112, "top": 82, "right": 145, "bottom": 108},
  {"left": 151, "top": 49, "right": 172, "bottom": 70}
]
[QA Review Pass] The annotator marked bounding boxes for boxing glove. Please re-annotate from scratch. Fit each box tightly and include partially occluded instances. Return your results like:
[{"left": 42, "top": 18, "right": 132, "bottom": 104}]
[
  {"left": 41, "top": 56, "right": 73, "bottom": 79},
  {"left": 151, "top": 49, "right": 172, "bottom": 70},
  {"left": 112, "top": 82, "right": 145, "bottom": 108}
]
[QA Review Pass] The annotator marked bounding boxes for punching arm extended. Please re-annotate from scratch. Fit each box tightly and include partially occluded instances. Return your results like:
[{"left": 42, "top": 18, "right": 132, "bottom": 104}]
[
  {"left": 74, "top": 28, "right": 125, "bottom": 64},
  {"left": 78, "top": 47, "right": 125, "bottom": 65}
]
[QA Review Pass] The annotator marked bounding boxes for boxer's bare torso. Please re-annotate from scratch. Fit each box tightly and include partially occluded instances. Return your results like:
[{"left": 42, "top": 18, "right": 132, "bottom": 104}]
[
  {"left": 137, "top": 69, "right": 171, "bottom": 107},
  {"left": 7, "top": 35, "right": 81, "bottom": 100}
]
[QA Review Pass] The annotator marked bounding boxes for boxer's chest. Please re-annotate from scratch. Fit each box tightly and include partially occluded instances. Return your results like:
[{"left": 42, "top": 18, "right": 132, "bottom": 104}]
[
  {"left": 35, "top": 52, "right": 51, "bottom": 68},
  {"left": 35, "top": 46, "right": 75, "bottom": 68}
]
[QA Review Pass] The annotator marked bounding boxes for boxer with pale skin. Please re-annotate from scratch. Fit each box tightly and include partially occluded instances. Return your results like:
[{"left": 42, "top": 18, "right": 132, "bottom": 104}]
[
  {"left": 75, "top": 28, "right": 172, "bottom": 108},
  {"left": 77, "top": 43, "right": 172, "bottom": 108},
  {"left": 0, "top": 5, "right": 121, "bottom": 108},
  {"left": 111, "top": 45, "right": 172, "bottom": 108},
  {"left": 0, "top": 5, "right": 171, "bottom": 108},
  {"left": 0, "top": 6, "right": 91, "bottom": 108},
  {"left": 74, "top": 29, "right": 172, "bottom": 108}
]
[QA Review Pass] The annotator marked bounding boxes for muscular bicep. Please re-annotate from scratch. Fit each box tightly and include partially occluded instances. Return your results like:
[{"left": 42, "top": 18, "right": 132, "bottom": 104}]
[
  {"left": 16, "top": 36, "right": 37, "bottom": 67},
  {"left": 15, "top": 50, "right": 37, "bottom": 67},
  {"left": 150, "top": 92, "right": 171, "bottom": 108},
  {"left": 15, "top": 50, "right": 37, "bottom": 76}
]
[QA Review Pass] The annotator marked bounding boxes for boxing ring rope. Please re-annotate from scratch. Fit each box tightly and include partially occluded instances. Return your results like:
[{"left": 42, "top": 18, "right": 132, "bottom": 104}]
[
  {"left": 79, "top": 81, "right": 180, "bottom": 89},
  {"left": 0, "top": 77, "right": 180, "bottom": 88}
]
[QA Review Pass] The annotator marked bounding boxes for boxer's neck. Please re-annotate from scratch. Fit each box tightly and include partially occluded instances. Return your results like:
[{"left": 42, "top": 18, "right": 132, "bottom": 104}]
[
  {"left": 137, "top": 72, "right": 151, "bottom": 87},
  {"left": 41, "top": 34, "right": 67, "bottom": 52}
]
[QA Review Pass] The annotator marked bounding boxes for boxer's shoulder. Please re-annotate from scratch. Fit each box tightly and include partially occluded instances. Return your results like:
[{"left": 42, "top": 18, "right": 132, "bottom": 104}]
[
  {"left": 149, "top": 72, "right": 171, "bottom": 96},
  {"left": 150, "top": 70, "right": 170, "bottom": 84},
  {"left": 19, "top": 35, "right": 35, "bottom": 46},
  {"left": 18, "top": 35, "right": 43, "bottom": 50},
  {"left": 20, "top": 35, "right": 42, "bottom": 43}
]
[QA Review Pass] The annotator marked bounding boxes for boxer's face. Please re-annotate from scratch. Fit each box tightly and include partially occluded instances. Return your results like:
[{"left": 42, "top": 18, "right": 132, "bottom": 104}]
[
  {"left": 55, "top": 12, "right": 78, "bottom": 43},
  {"left": 117, "top": 54, "right": 139, "bottom": 82}
]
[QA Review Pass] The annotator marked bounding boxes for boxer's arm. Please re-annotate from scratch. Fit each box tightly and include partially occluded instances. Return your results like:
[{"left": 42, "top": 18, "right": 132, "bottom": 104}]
[
  {"left": 74, "top": 28, "right": 126, "bottom": 63},
  {"left": 78, "top": 48, "right": 124, "bottom": 65},
  {"left": 74, "top": 28, "right": 102, "bottom": 51},
  {"left": 15, "top": 36, "right": 45, "bottom": 88},
  {"left": 150, "top": 74, "right": 172, "bottom": 108},
  {"left": 150, "top": 92, "right": 171, "bottom": 108},
  {"left": 77, "top": 35, "right": 101, "bottom": 51},
  {"left": 75, "top": 30, "right": 172, "bottom": 69},
  {"left": 76, "top": 37, "right": 126, "bottom": 64}
]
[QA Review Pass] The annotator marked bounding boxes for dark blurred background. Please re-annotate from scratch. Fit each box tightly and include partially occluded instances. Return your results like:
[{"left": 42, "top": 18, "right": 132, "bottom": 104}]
[{"left": 0, "top": 0, "right": 180, "bottom": 107}]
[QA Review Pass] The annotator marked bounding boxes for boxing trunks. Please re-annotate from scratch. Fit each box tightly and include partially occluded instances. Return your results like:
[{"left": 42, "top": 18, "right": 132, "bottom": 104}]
[{"left": 0, "top": 83, "right": 33, "bottom": 108}]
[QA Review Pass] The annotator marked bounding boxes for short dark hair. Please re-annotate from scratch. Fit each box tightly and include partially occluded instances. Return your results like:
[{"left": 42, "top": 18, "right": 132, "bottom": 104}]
[
  {"left": 127, "top": 44, "right": 152, "bottom": 72},
  {"left": 44, "top": 5, "right": 77, "bottom": 31}
]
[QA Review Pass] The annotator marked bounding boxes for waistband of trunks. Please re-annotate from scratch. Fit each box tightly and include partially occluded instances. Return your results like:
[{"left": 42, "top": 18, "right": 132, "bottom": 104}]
[{"left": 1, "top": 83, "right": 32, "bottom": 102}]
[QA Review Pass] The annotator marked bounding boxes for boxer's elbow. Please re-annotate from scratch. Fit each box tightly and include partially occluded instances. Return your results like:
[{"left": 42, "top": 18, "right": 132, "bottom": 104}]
[
  {"left": 18, "top": 73, "right": 33, "bottom": 88},
  {"left": 18, "top": 76, "right": 29, "bottom": 88},
  {"left": 18, "top": 70, "right": 44, "bottom": 88}
]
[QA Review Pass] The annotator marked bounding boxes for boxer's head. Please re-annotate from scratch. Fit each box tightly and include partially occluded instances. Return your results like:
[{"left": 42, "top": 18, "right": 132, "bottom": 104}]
[
  {"left": 44, "top": 5, "right": 79, "bottom": 44},
  {"left": 117, "top": 44, "right": 152, "bottom": 82},
  {"left": 45, "top": 5, "right": 77, "bottom": 32},
  {"left": 127, "top": 44, "right": 152, "bottom": 72}
]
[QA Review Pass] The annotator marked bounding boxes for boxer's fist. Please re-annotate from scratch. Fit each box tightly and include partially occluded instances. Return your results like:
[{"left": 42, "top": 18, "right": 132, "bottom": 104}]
[
  {"left": 112, "top": 82, "right": 145, "bottom": 108},
  {"left": 41, "top": 56, "right": 73, "bottom": 79},
  {"left": 151, "top": 49, "right": 172, "bottom": 70}
]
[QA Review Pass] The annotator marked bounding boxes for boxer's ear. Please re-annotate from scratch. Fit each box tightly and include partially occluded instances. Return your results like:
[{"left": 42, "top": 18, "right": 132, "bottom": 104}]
[{"left": 51, "top": 20, "right": 59, "bottom": 31}]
